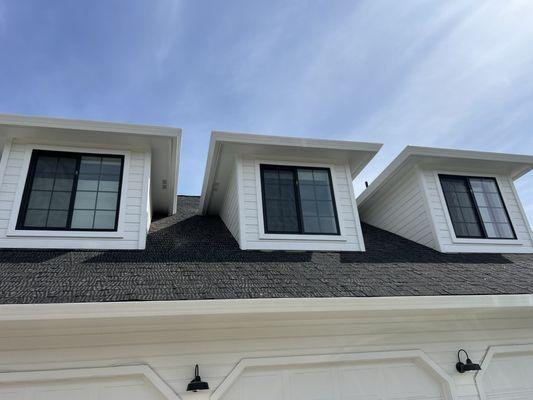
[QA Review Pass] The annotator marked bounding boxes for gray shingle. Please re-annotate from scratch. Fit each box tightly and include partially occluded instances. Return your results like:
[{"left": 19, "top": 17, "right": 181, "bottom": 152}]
[{"left": 0, "top": 195, "right": 532, "bottom": 304}]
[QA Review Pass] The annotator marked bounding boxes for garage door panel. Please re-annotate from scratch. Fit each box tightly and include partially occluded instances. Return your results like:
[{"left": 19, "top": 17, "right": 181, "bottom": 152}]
[
  {"left": 0, "top": 376, "right": 166, "bottom": 400},
  {"left": 221, "top": 359, "right": 447, "bottom": 400},
  {"left": 481, "top": 352, "right": 533, "bottom": 400},
  {"left": 289, "top": 368, "right": 333, "bottom": 400}
]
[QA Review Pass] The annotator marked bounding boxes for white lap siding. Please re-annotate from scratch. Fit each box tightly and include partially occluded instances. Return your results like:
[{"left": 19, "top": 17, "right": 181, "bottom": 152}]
[
  {"left": 220, "top": 162, "right": 241, "bottom": 245},
  {"left": 239, "top": 157, "right": 364, "bottom": 251},
  {"left": 358, "top": 166, "right": 437, "bottom": 250},
  {"left": 0, "top": 140, "right": 151, "bottom": 250}
]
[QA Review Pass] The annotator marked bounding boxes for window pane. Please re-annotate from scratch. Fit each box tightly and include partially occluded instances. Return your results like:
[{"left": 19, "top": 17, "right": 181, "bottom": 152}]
[
  {"left": 94, "top": 211, "right": 116, "bottom": 229},
  {"left": 101, "top": 158, "right": 122, "bottom": 175},
  {"left": 50, "top": 191, "right": 71, "bottom": 210},
  {"left": 297, "top": 168, "right": 338, "bottom": 234},
  {"left": 96, "top": 192, "right": 118, "bottom": 210},
  {"left": 99, "top": 174, "right": 120, "bottom": 192},
  {"left": 53, "top": 177, "right": 74, "bottom": 191},
  {"left": 47, "top": 210, "right": 68, "bottom": 228},
  {"left": 469, "top": 177, "right": 514, "bottom": 239},
  {"left": 80, "top": 156, "right": 101, "bottom": 174},
  {"left": 28, "top": 191, "right": 51, "bottom": 209},
  {"left": 319, "top": 217, "right": 337, "bottom": 234},
  {"left": 32, "top": 177, "right": 54, "bottom": 191},
  {"left": 77, "top": 174, "right": 99, "bottom": 191},
  {"left": 439, "top": 176, "right": 483, "bottom": 238},
  {"left": 261, "top": 168, "right": 299, "bottom": 233},
  {"left": 74, "top": 191, "right": 97, "bottom": 209},
  {"left": 24, "top": 210, "right": 48, "bottom": 227},
  {"left": 71, "top": 210, "right": 94, "bottom": 229}
]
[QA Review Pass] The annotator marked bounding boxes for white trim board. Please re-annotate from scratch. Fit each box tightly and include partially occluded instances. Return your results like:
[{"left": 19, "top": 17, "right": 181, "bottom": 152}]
[
  {"left": 0, "top": 113, "right": 181, "bottom": 138},
  {"left": 1, "top": 294, "right": 533, "bottom": 323}
]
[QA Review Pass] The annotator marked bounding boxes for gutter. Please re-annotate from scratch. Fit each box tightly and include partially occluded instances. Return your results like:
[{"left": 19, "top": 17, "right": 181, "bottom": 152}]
[{"left": 1, "top": 294, "right": 533, "bottom": 322}]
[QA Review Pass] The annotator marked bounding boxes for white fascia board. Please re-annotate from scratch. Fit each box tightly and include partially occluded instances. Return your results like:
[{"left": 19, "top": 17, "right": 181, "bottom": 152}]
[
  {"left": 0, "top": 113, "right": 182, "bottom": 138},
  {"left": 199, "top": 130, "right": 382, "bottom": 214},
  {"left": 1, "top": 294, "right": 532, "bottom": 322},
  {"left": 357, "top": 145, "right": 533, "bottom": 207},
  {"left": 210, "top": 131, "right": 383, "bottom": 153}
]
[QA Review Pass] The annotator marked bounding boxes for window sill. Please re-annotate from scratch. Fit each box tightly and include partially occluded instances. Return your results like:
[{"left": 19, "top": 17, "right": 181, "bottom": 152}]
[
  {"left": 6, "top": 229, "right": 124, "bottom": 239},
  {"left": 451, "top": 237, "right": 521, "bottom": 245},
  {"left": 258, "top": 233, "right": 347, "bottom": 242}
]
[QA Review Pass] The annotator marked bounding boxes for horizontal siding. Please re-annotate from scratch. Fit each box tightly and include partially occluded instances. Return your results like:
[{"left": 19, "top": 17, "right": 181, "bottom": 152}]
[
  {"left": 0, "top": 141, "right": 149, "bottom": 250},
  {"left": 240, "top": 158, "right": 363, "bottom": 251},
  {"left": 0, "top": 310, "right": 532, "bottom": 400},
  {"left": 423, "top": 170, "right": 533, "bottom": 253},
  {"left": 359, "top": 167, "right": 436, "bottom": 249},
  {"left": 220, "top": 163, "right": 240, "bottom": 245}
]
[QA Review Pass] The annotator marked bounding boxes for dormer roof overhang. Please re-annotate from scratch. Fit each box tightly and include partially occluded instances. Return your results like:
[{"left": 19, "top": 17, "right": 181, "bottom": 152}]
[
  {"left": 199, "top": 131, "right": 382, "bottom": 215},
  {"left": 357, "top": 145, "right": 533, "bottom": 208},
  {"left": 0, "top": 113, "right": 182, "bottom": 215}
]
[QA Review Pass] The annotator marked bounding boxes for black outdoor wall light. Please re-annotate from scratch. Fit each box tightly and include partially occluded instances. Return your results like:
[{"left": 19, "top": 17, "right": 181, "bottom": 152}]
[
  {"left": 187, "top": 364, "right": 210, "bottom": 392},
  {"left": 456, "top": 349, "right": 481, "bottom": 373}
]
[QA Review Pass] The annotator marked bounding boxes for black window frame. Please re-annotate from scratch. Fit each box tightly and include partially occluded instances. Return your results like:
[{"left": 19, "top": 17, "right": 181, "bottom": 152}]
[
  {"left": 260, "top": 164, "right": 341, "bottom": 236},
  {"left": 16, "top": 149, "right": 125, "bottom": 232},
  {"left": 438, "top": 174, "right": 517, "bottom": 240}
]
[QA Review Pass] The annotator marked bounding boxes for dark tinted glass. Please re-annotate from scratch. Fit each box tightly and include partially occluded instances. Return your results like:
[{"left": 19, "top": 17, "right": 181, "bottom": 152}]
[
  {"left": 297, "top": 169, "right": 338, "bottom": 234},
  {"left": 439, "top": 176, "right": 483, "bottom": 238},
  {"left": 23, "top": 154, "right": 77, "bottom": 229},
  {"left": 439, "top": 175, "right": 516, "bottom": 239},
  {"left": 72, "top": 156, "right": 121, "bottom": 230},
  {"left": 470, "top": 177, "right": 515, "bottom": 238},
  {"left": 261, "top": 165, "right": 339, "bottom": 235},
  {"left": 18, "top": 151, "right": 123, "bottom": 231},
  {"left": 262, "top": 168, "right": 299, "bottom": 233}
]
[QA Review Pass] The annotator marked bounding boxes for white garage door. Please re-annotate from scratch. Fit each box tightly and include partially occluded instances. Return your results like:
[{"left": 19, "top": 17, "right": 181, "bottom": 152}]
[
  {"left": 0, "top": 375, "right": 166, "bottom": 400},
  {"left": 480, "top": 353, "right": 533, "bottom": 399},
  {"left": 222, "top": 359, "right": 447, "bottom": 400}
]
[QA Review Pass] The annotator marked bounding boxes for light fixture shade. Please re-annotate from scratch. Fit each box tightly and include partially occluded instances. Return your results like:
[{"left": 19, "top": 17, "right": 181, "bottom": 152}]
[
  {"left": 187, "top": 364, "right": 210, "bottom": 392},
  {"left": 456, "top": 350, "right": 481, "bottom": 373}
]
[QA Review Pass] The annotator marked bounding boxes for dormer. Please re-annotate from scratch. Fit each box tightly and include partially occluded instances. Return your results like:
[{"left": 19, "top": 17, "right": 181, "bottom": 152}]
[
  {"left": 0, "top": 114, "right": 181, "bottom": 250},
  {"left": 358, "top": 146, "right": 533, "bottom": 253},
  {"left": 199, "top": 131, "right": 382, "bottom": 251}
]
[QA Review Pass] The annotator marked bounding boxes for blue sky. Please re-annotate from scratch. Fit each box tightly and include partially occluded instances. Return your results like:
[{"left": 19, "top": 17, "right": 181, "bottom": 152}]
[{"left": 0, "top": 0, "right": 532, "bottom": 225}]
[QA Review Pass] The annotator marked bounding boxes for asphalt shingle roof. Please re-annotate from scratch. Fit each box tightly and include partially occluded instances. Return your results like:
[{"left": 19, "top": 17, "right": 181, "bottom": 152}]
[{"left": 1, "top": 196, "right": 532, "bottom": 304}]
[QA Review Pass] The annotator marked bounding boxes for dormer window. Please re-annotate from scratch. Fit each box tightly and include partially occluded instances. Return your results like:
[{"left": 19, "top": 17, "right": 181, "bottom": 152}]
[
  {"left": 16, "top": 150, "right": 124, "bottom": 231},
  {"left": 260, "top": 165, "right": 340, "bottom": 235},
  {"left": 439, "top": 175, "right": 516, "bottom": 239}
]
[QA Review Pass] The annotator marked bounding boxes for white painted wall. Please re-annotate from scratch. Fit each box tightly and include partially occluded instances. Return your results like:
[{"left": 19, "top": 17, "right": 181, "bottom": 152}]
[
  {"left": 1, "top": 308, "right": 533, "bottom": 400},
  {"left": 358, "top": 166, "right": 436, "bottom": 250},
  {"left": 236, "top": 156, "right": 364, "bottom": 251},
  {"left": 0, "top": 139, "right": 151, "bottom": 250},
  {"left": 219, "top": 161, "right": 240, "bottom": 246}
]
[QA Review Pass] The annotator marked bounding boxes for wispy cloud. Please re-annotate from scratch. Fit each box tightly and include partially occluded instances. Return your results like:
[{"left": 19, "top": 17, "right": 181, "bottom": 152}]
[{"left": 0, "top": 0, "right": 531, "bottom": 224}]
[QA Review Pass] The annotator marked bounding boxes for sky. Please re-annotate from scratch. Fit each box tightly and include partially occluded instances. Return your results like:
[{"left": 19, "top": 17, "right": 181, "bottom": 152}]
[{"left": 0, "top": 0, "right": 532, "bottom": 225}]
